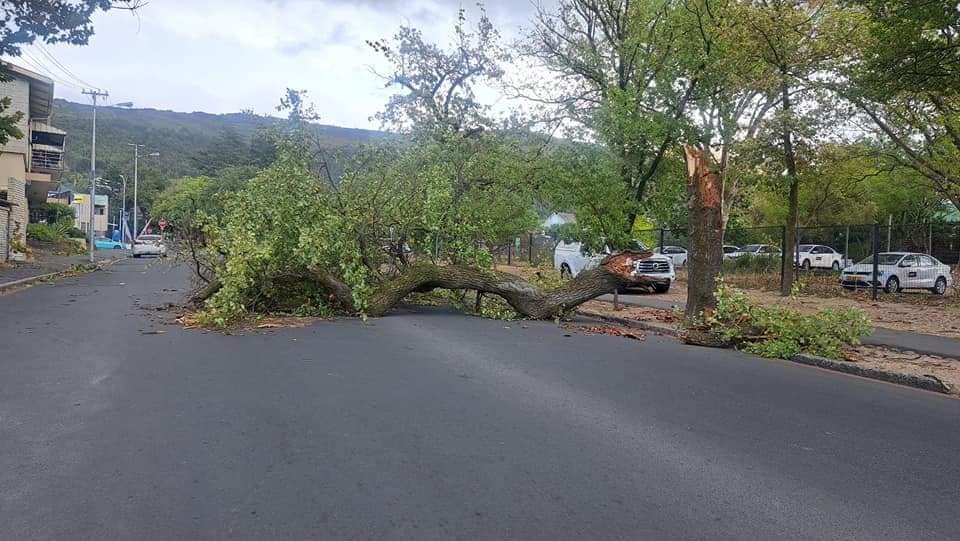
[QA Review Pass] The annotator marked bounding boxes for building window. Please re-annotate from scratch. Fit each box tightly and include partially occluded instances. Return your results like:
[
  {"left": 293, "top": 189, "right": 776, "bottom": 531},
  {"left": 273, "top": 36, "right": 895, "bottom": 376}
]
[{"left": 96, "top": 207, "right": 105, "bottom": 215}]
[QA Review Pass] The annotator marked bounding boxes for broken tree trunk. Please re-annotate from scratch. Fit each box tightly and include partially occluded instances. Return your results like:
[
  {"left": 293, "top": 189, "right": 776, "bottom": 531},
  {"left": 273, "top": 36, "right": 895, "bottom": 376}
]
[
  {"left": 683, "top": 144, "right": 723, "bottom": 320},
  {"left": 312, "top": 250, "right": 659, "bottom": 319}
]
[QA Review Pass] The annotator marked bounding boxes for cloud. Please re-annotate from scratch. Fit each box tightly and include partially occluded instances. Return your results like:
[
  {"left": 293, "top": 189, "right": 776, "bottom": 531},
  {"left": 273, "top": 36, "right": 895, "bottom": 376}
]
[{"left": 23, "top": 0, "right": 548, "bottom": 129}]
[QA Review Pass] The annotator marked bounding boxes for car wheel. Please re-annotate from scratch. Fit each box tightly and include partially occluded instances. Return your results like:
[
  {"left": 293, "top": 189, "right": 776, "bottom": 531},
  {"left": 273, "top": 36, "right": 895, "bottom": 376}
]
[
  {"left": 653, "top": 281, "right": 671, "bottom": 294},
  {"left": 831, "top": 261, "right": 840, "bottom": 271},
  {"left": 113, "top": 245, "right": 121, "bottom": 249},
  {"left": 884, "top": 275, "right": 900, "bottom": 294},
  {"left": 802, "top": 259, "right": 811, "bottom": 270},
  {"left": 560, "top": 263, "right": 572, "bottom": 279},
  {"left": 931, "top": 277, "right": 947, "bottom": 295}
]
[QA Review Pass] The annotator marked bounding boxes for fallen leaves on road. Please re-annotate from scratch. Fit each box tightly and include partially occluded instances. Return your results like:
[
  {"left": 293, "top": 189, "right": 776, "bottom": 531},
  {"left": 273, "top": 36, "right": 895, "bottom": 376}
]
[{"left": 563, "top": 324, "right": 645, "bottom": 341}]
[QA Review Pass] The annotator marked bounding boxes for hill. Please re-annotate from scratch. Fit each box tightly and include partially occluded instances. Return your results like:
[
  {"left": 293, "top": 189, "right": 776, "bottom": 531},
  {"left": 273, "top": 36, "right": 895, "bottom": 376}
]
[{"left": 51, "top": 99, "right": 389, "bottom": 181}]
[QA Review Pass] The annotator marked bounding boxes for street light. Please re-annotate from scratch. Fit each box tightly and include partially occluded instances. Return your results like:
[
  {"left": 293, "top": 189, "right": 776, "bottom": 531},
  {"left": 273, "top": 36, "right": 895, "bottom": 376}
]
[{"left": 127, "top": 144, "right": 160, "bottom": 239}]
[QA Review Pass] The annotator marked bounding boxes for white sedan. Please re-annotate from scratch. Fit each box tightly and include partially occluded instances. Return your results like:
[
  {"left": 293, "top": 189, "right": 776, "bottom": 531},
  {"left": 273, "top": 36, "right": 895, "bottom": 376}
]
[
  {"left": 840, "top": 252, "right": 953, "bottom": 294},
  {"left": 722, "top": 245, "right": 740, "bottom": 259},
  {"left": 730, "top": 244, "right": 781, "bottom": 258},
  {"left": 132, "top": 234, "right": 168, "bottom": 258},
  {"left": 796, "top": 244, "right": 844, "bottom": 271},
  {"left": 652, "top": 245, "right": 688, "bottom": 267}
]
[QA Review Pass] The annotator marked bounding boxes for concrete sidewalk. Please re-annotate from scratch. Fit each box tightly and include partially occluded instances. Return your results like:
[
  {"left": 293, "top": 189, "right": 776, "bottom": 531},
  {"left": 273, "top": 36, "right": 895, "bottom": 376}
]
[
  {"left": 0, "top": 250, "right": 128, "bottom": 288},
  {"left": 598, "top": 293, "right": 960, "bottom": 358}
]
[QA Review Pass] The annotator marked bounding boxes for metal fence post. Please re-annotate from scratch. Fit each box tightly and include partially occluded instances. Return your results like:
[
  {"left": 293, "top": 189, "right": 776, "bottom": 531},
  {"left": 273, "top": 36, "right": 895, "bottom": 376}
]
[
  {"left": 528, "top": 232, "right": 533, "bottom": 265},
  {"left": 795, "top": 227, "right": 801, "bottom": 272},
  {"left": 844, "top": 225, "right": 850, "bottom": 267},
  {"left": 886, "top": 214, "right": 892, "bottom": 252},
  {"left": 780, "top": 225, "right": 787, "bottom": 292},
  {"left": 659, "top": 227, "right": 665, "bottom": 251},
  {"left": 872, "top": 223, "right": 880, "bottom": 301}
]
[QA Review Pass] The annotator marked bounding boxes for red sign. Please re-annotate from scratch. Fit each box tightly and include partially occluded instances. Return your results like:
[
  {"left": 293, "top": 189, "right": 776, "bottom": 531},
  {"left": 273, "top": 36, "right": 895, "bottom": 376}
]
[{"left": 158, "top": 218, "right": 168, "bottom": 231}]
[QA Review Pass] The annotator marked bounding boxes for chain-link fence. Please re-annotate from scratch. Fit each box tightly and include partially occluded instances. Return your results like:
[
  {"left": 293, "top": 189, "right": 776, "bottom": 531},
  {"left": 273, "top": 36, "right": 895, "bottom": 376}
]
[
  {"left": 603, "top": 222, "right": 960, "bottom": 302},
  {"left": 481, "top": 221, "right": 960, "bottom": 303},
  {"left": 491, "top": 233, "right": 555, "bottom": 267}
]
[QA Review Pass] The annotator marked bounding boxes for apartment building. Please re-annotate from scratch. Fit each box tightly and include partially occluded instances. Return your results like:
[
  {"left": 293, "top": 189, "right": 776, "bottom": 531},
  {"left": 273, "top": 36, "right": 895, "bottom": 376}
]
[
  {"left": 71, "top": 193, "right": 109, "bottom": 236},
  {"left": 0, "top": 62, "right": 65, "bottom": 261}
]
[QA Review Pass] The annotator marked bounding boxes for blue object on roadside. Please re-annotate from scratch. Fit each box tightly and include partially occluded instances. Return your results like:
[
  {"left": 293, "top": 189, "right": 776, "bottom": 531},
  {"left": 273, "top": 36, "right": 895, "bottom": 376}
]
[{"left": 94, "top": 237, "right": 124, "bottom": 250}]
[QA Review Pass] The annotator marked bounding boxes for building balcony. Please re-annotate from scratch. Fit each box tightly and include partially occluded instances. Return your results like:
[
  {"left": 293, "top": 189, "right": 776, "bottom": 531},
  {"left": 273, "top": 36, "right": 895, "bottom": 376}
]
[
  {"left": 28, "top": 119, "right": 65, "bottom": 175},
  {"left": 30, "top": 145, "right": 63, "bottom": 172}
]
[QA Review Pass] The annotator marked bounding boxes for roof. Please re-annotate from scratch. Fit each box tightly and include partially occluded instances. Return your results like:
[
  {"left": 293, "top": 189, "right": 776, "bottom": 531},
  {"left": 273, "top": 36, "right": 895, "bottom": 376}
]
[{"left": 1, "top": 62, "right": 54, "bottom": 118}]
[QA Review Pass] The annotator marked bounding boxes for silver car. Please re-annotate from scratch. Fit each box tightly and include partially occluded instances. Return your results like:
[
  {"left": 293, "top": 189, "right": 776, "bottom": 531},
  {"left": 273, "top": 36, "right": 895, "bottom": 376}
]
[
  {"left": 840, "top": 252, "right": 953, "bottom": 294},
  {"left": 132, "top": 235, "right": 168, "bottom": 258}
]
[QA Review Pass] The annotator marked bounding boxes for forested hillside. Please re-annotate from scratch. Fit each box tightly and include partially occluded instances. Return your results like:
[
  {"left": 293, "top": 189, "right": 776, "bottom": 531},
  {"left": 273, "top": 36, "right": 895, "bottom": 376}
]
[{"left": 52, "top": 99, "right": 388, "bottom": 181}]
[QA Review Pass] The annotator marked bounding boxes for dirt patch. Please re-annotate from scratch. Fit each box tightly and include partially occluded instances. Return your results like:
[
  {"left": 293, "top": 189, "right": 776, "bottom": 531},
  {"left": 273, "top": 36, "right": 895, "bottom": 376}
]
[
  {"left": 844, "top": 346, "right": 960, "bottom": 395},
  {"left": 580, "top": 300, "right": 680, "bottom": 327},
  {"left": 562, "top": 323, "right": 645, "bottom": 340}
]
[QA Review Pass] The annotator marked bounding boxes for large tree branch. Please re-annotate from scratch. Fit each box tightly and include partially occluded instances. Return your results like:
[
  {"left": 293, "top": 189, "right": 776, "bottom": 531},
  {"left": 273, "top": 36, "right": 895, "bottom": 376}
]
[{"left": 311, "top": 251, "right": 661, "bottom": 319}]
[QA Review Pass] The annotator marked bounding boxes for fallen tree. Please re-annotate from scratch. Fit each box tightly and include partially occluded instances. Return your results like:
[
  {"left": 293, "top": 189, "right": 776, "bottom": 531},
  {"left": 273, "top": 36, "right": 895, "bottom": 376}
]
[
  {"left": 318, "top": 251, "right": 658, "bottom": 318},
  {"left": 173, "top": 13, "right": 666, "bottom": 326},
  {"left": 191, "top": 251, "right": 659, "bottom": 321}
]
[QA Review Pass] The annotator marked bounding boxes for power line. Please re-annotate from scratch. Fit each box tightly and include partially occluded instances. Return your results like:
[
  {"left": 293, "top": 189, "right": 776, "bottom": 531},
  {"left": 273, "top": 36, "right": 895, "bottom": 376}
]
[
  {"left": 35, "top": 43, "right": 101, "bottom": 90},
  {"left": 15, "top": 50, "right": 84, "bottom": 90}
]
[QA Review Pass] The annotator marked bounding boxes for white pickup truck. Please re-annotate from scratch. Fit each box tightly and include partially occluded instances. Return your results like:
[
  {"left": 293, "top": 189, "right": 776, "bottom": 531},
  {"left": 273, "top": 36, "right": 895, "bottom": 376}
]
[{"left": 553, "top": 241, "right": 675, "bottom": 293}]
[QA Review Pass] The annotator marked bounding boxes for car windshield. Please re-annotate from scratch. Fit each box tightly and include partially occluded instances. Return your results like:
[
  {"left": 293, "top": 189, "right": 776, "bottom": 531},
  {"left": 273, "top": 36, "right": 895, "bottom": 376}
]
[
  {"left": 723, "top": 246, "right": 738, "bottom": 253},
  {"left": 798, "top": 244, "right": 814, "bottom": 252},
  {"left": 857, "top": 254, "right": 903, "bottom": 266}
]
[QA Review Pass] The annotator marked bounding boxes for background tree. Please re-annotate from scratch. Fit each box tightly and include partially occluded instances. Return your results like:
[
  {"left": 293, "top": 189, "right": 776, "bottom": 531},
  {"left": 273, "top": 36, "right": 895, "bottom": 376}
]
[
  {"left": 519, "top": 0, "right": 701, "bottom": 232},
  {"left": 840, "top": 0, "right": 960, "bottom": 209}
]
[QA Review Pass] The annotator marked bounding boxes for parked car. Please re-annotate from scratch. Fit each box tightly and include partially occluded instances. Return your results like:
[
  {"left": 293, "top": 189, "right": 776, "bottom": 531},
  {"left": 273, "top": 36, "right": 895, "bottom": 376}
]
[
  {"left": 132, "top": 234, "right": 167, "bottom": 258},
  {"left": 722, "top": 245, "right": 740, "bottom": 259},
  {"left": 840, "top": 252, "right": 953, "bottom": 294},
  {"left": 796, "top": 244, "right": 844, "bottom": 271},
  {"left": 94, "top": 237, "right": 124, "bottom": 250},
  {"left": 554, "top": 241, "right": 675, "bottom": 293},
  {"left": 652, "top": 245, "right": 688, "bottom": 267},
  {"left": 730, "top": 244, "right": 781, "bottom": 258}
]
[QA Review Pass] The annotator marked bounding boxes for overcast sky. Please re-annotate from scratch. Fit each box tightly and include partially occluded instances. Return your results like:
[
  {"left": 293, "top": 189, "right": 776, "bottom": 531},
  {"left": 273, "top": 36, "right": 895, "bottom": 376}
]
[{"left": 10, "top": 0, "right": 544, "bottom": 130}]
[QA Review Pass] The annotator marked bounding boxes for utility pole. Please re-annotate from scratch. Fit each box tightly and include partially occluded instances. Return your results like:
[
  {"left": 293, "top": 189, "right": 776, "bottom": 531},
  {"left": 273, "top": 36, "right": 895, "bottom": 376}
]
[
  {"left": 118, "top": 174, "right": 127, "bottom": 244},
  {"left": 83, "top": 89, "right": 108, "bottom": 263},
  {"left": 127, "top": 143, "right": 143, "bottom": 240}
]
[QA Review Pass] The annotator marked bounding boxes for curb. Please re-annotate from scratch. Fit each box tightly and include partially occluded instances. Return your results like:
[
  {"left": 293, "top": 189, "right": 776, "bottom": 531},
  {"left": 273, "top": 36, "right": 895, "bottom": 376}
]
[
  {"left": 0, "top": 257, "right": 119, "bottom": 294},
  {"left": 578, "top": 310, "right": 681, "bottom": 337},
  {"left": 790, "top": 353, "right": 953, "bottom": 394}
]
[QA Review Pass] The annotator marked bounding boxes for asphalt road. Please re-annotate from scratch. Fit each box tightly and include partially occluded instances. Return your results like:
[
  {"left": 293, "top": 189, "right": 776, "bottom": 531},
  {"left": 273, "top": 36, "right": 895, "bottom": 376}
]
[{"left": 1, "top": 259, "right": 959, "bottom": 539}]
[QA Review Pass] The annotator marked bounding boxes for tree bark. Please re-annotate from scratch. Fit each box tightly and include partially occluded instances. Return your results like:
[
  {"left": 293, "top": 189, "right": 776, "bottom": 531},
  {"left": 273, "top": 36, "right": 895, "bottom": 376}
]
[
  {"left": 683, "top": 144, "right": 723, "bottom": 320},
  {"left": 313, "top": 251, "right": 659, "bottom": 319},
  {"left": 779, "top": 77, "right": 799, "bottom": 296}
]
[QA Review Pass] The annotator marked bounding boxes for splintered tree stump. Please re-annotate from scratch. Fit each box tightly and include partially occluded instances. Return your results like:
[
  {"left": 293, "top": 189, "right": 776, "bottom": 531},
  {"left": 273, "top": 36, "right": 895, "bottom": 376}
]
[{"left": 683, "top": 144, "right": 723, "bottom": 320}]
